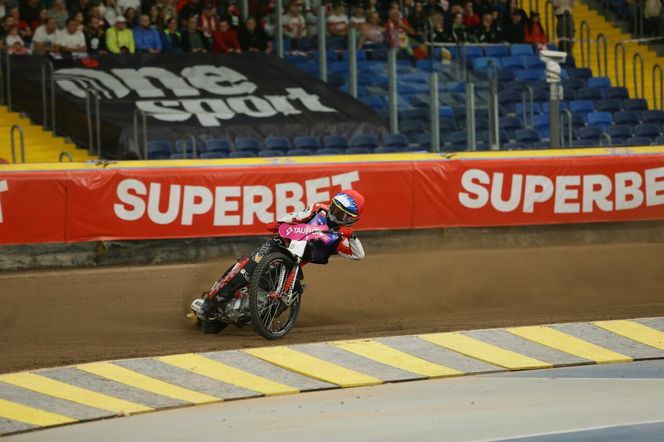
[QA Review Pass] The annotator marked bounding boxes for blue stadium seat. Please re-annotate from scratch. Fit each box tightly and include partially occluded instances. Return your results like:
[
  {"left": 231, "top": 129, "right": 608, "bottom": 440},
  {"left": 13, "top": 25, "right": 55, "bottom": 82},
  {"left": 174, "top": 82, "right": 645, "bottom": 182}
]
[
  {"left": 623, "top": 99, "right": 648, "bottom": 111},
  {"left": 532, "top": 88, "right": 549, "bottom": 102},
  {"left": 323, "top": 135, "right": 348, "bottom": 149},
  {"left": 360, "top": 95, "right": 385, "bottom": 109},
  {"left": 229, "top": 150, "right": 256, "bottom": 158},
  {"left": 533, "top": 114, "right": 549, "bottom": 129},
  {"left": 315, "top": 147, "right": 344, "bottom": 155},
  {"left": 500, "top": 56, "right": 527, "bottom": 71},
  {"left": 595, "top": 100, "right": 622, "bottom": 113},
  {"left": 175, "top": 139, "right": 204, "bottom": 155},
  {"left": 586, "top": 112, "right": 613, "bottom": 130},
  {"left": 345, "top": 147, "right": 372, "bottom": 155},
  {"left": 400, "top": 120, "right": 428, "bottom": 138},
  {"left": 500, "top": 116, "right": 523, "bottom": 132},
  {"left": 234, "top": 137, "right": 261, "bottom": 152},
  {"left": 205, "top": 139, "right": 231, "bottom": 153},
  {"left": 577, "top": 88, "right": 603, "bottom": 100},
  {"left": 485, "top": 45, "right": 510, "bottom": 57},
  {"left": 264, "top": 136, "right": 290, "bottom": 152},
  {"left": 440, "top": 119, "right": 457, "bottom": 131},
  {"left": 579, "top": 126, "right": 604, "bottom": 141},
  {"left": 541, "top": 101, "right": 569, "bottom": 113},
  {"left": 614, "top": 111, "right": 641, "bottom": 125},
  {"left": 417, "top": 133, "right": 431, "bottom": 149},
  {"left": 258, "top": 150, "right": 284, "bottom": 157},
  {"left": 439, "top": 106, "right": 455, "bottom": 120},
  {"left": 293, "top": 136, "right": 320, "bottom": 150},
  {"left": 510, "top": 44, "right": 534, "bottom": 56},
  {"left": 655, "top": 136, "right": 664, "bottom": 145},
  {"left": 607, "top": 125, "right": 633, "bottom": 142},
  {"left": 602, "top": 87, "right": 629, "bottom": 99},
  {"left": 475, "top": 119, "right": 489, "bottom": 131},
  {"left": 169, "top": 153, "right": 187, "bottom": 159},
  {"left": 147, "top": 140, "right": 171, "bottom": 158},
  {"left": 515, "top": 69, "right": 546, "bottom": 82},
  {"left": 625, "top": 136, "right": 652, "bottom": 146},
  {"left": 570, "top": 100, "right": 595, "bottom": 115},
  {"left": 473, "top": 57, "right": 501, "bottom": 72},
  {"left": 503, "top": 142, "right": 527, "bottom": 150},
  {"left": 383, "top": 133, "right": 409, "bottom": 149},
  {"left": 515, "top": 128, "right": 541, "bottom": 143},
  {"left": 351, "top": 134, "right": 379, "bottom": 149},
  {"left": 532, "top": 140, "right": 552, "bottom": 149},
  {"left": 563, "top": 78, "right": 586, "bottom": 91},
  {"left": 524, "top": 56, "right": 545, "bottom": 69},
  {"left": 148, "top": 150, "right": 171, "bottom": 160},
  {"left": 516, "top": 102, "right": 542, "bottom": 116},
  {"left": 587, "top": 77, "right": 611, "bottom": 89},
  {"left": 568, "top": 68, "right": 592, "bottom": 79},
  {"left": 286, "top": 148, "right": 313, "bottom": 156},
  {"left": 573, "top": 139, "right": 596, "bottom": 147},
  {"left": 642, "top": 110, "right": 664, "bottom": 125},
  {"left": 199, "top": 152, "right": 228, "bottom": 159},
  {"left": 635, "top": 124, "right": 661, "bottom": 138},
  {"left": 374, "top": 146, "right": 401, "bottom": 154}
]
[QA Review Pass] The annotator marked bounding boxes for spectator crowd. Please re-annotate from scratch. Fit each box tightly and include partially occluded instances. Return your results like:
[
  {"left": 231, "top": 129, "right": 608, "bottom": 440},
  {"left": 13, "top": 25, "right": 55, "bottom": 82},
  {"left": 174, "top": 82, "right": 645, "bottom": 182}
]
[{"left": 0, "top": 0, "right": 555, "bottom": 57}]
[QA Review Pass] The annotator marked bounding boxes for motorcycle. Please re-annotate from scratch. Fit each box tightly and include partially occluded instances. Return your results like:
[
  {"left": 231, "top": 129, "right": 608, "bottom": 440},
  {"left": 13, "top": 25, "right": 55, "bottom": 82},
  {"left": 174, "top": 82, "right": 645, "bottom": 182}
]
[{"left": 190, "top": 222, "right": 333, "bottom": 340}]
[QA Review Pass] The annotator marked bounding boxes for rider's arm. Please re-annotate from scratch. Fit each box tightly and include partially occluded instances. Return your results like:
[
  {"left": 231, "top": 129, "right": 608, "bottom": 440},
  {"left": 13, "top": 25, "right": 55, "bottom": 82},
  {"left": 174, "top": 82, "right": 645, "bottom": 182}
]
[
  {"left": 279, "top": 203, "right": 326, "bottom": 223},
  {"left": 337, "top": 236, "right": 365, "bottom": 260}
]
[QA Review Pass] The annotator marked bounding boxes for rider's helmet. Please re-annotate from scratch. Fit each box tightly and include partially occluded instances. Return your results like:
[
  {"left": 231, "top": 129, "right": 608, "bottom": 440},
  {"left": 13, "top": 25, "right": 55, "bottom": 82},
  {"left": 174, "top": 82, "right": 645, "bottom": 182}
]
[{"left": 327, "top": 190, "right": 365, "bottom": 228}]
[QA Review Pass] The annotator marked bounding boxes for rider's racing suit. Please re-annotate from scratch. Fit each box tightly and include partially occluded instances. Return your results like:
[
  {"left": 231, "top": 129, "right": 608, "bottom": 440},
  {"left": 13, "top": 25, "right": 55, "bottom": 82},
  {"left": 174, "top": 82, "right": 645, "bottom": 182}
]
[{"left": 202, "top": 203, "right": 365, "bottom": 313}]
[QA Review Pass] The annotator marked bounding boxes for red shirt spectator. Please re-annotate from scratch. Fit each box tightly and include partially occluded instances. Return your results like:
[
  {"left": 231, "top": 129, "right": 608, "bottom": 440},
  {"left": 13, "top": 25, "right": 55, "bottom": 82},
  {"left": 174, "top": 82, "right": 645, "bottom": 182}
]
[
  {"left": 199, "top": 3, "right": 219, "bottom": 38},
  {"left": 462, "top": 1, "right": 480, "bottom": 28},
  {"left": 524, "top": 13, "right": 548, "bottom": 46},
  {"left": 212, "top": 19, "right": 240, "bottom": 53}
]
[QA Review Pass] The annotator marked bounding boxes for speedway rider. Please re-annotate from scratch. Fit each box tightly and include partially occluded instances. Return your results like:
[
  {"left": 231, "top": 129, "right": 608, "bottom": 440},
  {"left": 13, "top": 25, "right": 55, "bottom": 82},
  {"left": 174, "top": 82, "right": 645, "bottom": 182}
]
[{"left": 196, "top": 189, "right": 366, "bottom": 332}]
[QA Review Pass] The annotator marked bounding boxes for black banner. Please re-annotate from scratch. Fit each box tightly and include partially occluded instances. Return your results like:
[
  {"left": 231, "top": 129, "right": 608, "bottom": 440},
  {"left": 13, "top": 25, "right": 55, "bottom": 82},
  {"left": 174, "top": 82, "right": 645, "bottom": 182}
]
[{"left": 10, "top": 53, "right": 387, "bottom": 159}]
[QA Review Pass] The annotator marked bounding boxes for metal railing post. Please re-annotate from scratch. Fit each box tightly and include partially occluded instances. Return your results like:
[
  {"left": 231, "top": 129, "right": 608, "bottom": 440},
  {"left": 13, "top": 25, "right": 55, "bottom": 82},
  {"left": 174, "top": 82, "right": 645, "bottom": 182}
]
[
  {"left": 276, "top": 0, "right": 284, "bottom": 58},
  {"left": 633, "top": 52, "right": 644, "bottom": 99},
  {"left": 596, "top": 33, "right": 607, "bottom": 77},
  {"left": 388, "top": 47, "right": 398, "bottom": 134},
  {"left": 133, "top": 108, "right": 148, "bottom": 159},
  {"left": 652, "top": 65, "right": 663, "bottom": 110},
  {"left": 85, "top": 87, "right": 102, "bottom": 157},
  {"left": 549, "top": 82, "right": 563, "bottom": 147},
  {"left": 348, "top": 27, "right": 358, "bottom": 98},
  {"left": 430, "top": 71, "right": 440, "bottom": 152},
  {"left": 0, "top": 50, "right": 4, "bottom": 105},
  {"left": 487, "top": 59, "right": 500, "bottom": 150},
  {"left": 465, "top": 82, "right": 476, "bottom": 151},
  {"left": 186, "top": 133, "right": 198, "bottom": 159},
  {"left": 521, "top": 85, "right": 534, "bottom": 128},
  {"left": 10, "top": 124, "right": 25, "bottom": 163},
  {"left": 579, "top": 21, "right": 590, "bottom": 68},
  {"left": 561, "top": 109, "right": 573, "bottom": 147},
  {"left": 41, "top": 60, "right": 55, "bottom": 132},
  {"left": 240, "top": 0, "right": 249, "bottom": 21},
  {"left": 317, "top": 4, "right": 327, "bottom": 82},
  {"left": 614, "top": 42, "right": 626, "bottom": 87},
  {"left": 600, "top": 132, "right": 612, "bottom": 146},
  {"left": 59, "top": 152, "right": 73, "bottom": 162},
  {"left": 545, "top": 1, "right": 554, "bottom": 42}
]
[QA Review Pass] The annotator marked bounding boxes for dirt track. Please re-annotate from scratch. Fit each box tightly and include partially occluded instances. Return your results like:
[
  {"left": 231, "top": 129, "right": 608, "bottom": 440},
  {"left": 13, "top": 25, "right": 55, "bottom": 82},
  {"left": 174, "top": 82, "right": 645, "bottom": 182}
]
[{"left": 1, "top": 242, "right": 664, "bottom": 373}]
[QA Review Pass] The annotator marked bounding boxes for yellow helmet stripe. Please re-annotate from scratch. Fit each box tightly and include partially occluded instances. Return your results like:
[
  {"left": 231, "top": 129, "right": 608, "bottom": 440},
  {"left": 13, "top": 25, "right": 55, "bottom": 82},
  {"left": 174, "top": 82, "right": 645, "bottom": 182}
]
[{"left": 333, "top": 199, "right": 358, "bottom": 217}]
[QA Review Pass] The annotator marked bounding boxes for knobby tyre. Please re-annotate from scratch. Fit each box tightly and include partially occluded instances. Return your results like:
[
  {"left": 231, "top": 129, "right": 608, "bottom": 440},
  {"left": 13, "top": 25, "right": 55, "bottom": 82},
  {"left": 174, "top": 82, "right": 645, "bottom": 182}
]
[{"left": 249, "top": 252, "right": 301, "bottom": 340}]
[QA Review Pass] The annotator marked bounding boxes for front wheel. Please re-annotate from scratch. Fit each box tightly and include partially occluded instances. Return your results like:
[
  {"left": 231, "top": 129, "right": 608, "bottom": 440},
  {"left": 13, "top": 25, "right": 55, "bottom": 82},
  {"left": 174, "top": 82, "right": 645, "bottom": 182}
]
[{"left": 249, "top": 252, "right": 301, "bottom": 340}]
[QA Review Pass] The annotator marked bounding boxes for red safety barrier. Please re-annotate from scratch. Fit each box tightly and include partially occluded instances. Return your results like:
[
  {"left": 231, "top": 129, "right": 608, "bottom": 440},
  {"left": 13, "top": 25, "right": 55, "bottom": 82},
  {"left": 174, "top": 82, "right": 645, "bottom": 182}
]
[{"left": 1, "top": 154, "right": 664, "bottom": 245}]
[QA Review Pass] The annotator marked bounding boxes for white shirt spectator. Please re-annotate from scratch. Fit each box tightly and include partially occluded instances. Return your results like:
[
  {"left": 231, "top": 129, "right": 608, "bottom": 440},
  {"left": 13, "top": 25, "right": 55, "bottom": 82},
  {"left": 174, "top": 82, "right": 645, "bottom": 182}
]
[
  {"left": 100, "top": 4, "right": 122, "bottom": 26},
  {"left": 32, "top": 24, "right": 58, "bottom": 48},
  {"left": 6, "top": 33, "right": 24, "bottom": 48},
  {"left": 282, "top": 13, "right": 307, "bottom": 38},
  {"left": 350, "top": 15, "right": 366, "bottom": 26},
  {"left": 117, "top": 0, "right": 140, "bottom": 14},
  {"left": 327, "top": 13, "right": 349, "bottom": 34},
  {"left": 55, "top": 28, "right": 86, "bottom": 51}
]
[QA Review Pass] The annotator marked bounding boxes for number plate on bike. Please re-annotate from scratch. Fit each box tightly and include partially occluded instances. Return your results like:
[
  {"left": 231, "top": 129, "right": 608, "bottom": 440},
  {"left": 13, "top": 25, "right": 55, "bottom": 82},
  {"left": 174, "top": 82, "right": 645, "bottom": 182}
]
[{"left": 288, "top": 240, "right": 307, "bottom": 257}]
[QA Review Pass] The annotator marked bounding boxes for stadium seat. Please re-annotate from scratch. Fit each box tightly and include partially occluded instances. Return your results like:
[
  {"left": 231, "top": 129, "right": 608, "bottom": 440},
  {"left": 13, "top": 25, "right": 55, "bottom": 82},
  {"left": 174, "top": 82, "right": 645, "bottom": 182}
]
[
  {"left": 623, "top": 99, "right": 648, "bottom": 111},
  {"left": 360, "top": 95, "right": 385, "bottom": 110},
  {"left": 510, "top": 44, "right": 534, "bottom": 56},
  {"left": 579, "top": 126, "right": 604, "bottom": 141},
  {"left": 146, "top": 140, "right": 171, "bottom": 158},
  {"left": 383, "top": 133, "right": 409, "bottom": 149},
  {"left": 286, "top": 148, "right": 313, "bottom": 156},
  {"left": 568, "top": 67, "right": 592, "bottom": 79},
  {"left": 351, "top": 134, "right": 379, "bottom": 149},
  {"left": 345, "top": 147, "right": 372, "bottom": 155},
  {"left": 229, "top": 150, "right": 256, "bottom": 158},
  {"left": 577, "top": 88, "right": 602, "bottom": 100},
  {"left": 293, "top": 136, "right": 320, "bottom": 150},
  {"left": 602, "top": 87, "right": 629, "bottom": 100},
  {"left": 625, "top": 136, "right": 652, "bottom": 146},
  {"left": 516, "top": 102, "right": 542, "bottom": 117},
  {"left": 563, "top": 78, "right": 586, "bottom": 91},
  {"left": 205, "top": 139, "right": 231, "bottom": 153},
  {"left": 199, "top": 151, "right": 228, "bottom": 159},
  {"left": 400, "top": 120, "right": 428, "bottom": 139},
  {"left": 499, "top": 116, "right": 523, "bottom": 132},
  {"left": 514, "top": 69, "right": 546, "bottom": 82},
  {"left": 148, "top": 150, "right": 171, "bottom": 160},
  {"left": 374, "top": 146, "right": 401, "bottom": 154},
  {"left": 417, "top": 133, "right": 431, "bottom": 149},
  {"left": 169, "top": 153, "right": 186, "bottom": 159},
  {"left": 607, "top": 125, "right": 633, "bottom": 142},
  {"left": 440, "top": 119, "right": 457, "bottom": 131},
  {"left": 595, "top": 100, "right": 623, "bottom": 113},
  {"left": 485, "top": 46, "right": 510, "bottom": 57},
  {"left": 586, "top": 112, "right": 613, "bottom": 130},
  {"left": 315, "top": 147, "right": 344, "bottom": 155},
  {"left": 500, "top": 56, "right": 527, "bottom": 71},
  {"left": 264, "top": 136, "right": 290, "bottom": 152},
  {"left": 323, "top": 135, "right": 348, "bottom": 149},
  {"left": 175, "top": 139, "right": 203, "bottom": 156},
  {"left": 586, "top": 77, "right": 611, "bottom": 89},
  {"left": 502, "top": 142, "right": 527, "bottom": 150},
  {"left": 234, "top": 137, "right": 261, "bottom": 152},
  {"left": 573, "top": 139, "right": 595, "bottom": 147},
  {"left": 655, "top": 136, "right": 664, "bottom": 145},
  {"left": 532, "top": 140, "right": 552, "bottom": 149},
  {"left": 642, "top": 111, "right": 664, "bottom": 125},
  {"left": 473, "top": 57, "right": 501, "bottom": 72},
  {"left": 524, "top": 56, "right": 545, "bottom": 69},
  {"left": 634, "top": 124, "right": 661, "bottom": 138},
  {"left": 614, "top": 111, "right": 641, "bottom": 125},
  {"left": 570, "top": 100, "right": 595, "bottom": 115},
  {"left": 258, "top": 150, "right": 284, "bottom": 157},
  {"left": 515, "top": 128, "right": 540, "bottom": 143}
]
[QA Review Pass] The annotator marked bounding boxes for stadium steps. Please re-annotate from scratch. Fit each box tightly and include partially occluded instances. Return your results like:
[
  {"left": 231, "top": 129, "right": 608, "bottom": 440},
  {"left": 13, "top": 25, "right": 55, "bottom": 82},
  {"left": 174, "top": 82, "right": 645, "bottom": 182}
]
[
  {"left": 0, "top": 105, "right": 97, "bottom": 163},
  {"left": 573, "top": 1, "right": 663, "bottom": 110}
]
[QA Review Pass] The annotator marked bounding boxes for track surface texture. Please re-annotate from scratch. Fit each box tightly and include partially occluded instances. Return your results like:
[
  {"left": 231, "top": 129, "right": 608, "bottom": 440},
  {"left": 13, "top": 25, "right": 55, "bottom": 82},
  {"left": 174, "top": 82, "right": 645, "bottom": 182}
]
[{"left": 1, "top": 241, "right": 664, "bottom": 373}]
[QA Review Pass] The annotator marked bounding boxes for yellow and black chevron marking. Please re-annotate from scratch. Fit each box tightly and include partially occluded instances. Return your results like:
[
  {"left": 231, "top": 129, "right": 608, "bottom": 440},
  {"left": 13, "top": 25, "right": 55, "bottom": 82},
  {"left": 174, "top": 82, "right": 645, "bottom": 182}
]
[{"left": 1, "top": 317, "right": 664, "bottom": 436}]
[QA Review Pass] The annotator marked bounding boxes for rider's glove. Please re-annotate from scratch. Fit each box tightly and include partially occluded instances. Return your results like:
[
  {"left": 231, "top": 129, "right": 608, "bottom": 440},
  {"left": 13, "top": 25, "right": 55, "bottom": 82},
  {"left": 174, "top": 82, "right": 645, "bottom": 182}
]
[
  {"left": 267, "top": 221, "right": 280, "bottom": 233},
  {"left": 338, "top": 227, "right": 354, "bottom": 238}
]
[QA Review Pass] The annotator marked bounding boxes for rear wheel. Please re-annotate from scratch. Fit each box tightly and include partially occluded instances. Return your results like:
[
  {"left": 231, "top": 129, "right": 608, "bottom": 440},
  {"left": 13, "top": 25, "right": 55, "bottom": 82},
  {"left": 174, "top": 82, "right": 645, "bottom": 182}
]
[{"left": 249, "top": 252, "right": 301, "bottom": 340}]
